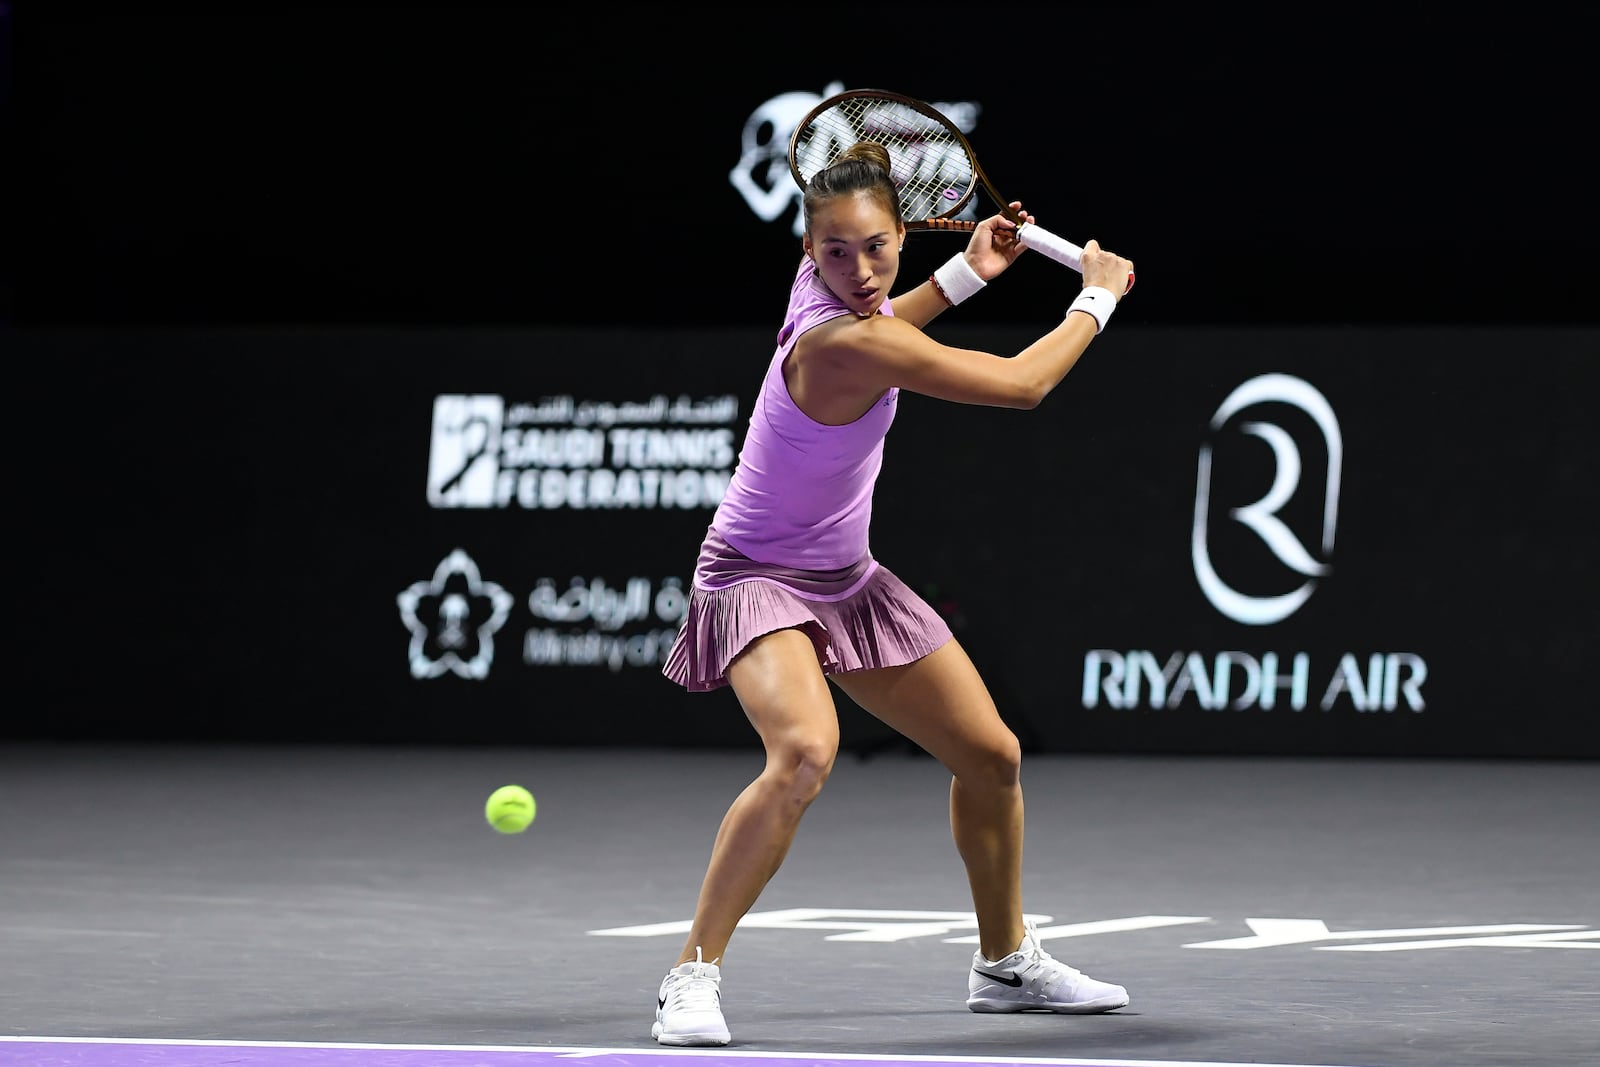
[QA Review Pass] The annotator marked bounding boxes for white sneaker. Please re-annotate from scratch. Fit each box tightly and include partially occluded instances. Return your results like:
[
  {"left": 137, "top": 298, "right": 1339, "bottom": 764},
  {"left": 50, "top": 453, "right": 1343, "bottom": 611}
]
[
  {"left": 652, "top": 947, "right": 731, "bottom": 1046},
  {"left": 967, "top": 919, "right": 1130, "bottom": 1014}
]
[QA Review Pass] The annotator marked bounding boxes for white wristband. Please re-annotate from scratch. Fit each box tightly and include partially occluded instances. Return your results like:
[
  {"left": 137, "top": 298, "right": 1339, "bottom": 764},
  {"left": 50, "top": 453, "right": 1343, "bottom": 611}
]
[
  {"left": 1067, "top": 286, "right": 1117, "bottom": 333},
  {"left": 931, "top": 254, "right": 986, "bottom": 306}
]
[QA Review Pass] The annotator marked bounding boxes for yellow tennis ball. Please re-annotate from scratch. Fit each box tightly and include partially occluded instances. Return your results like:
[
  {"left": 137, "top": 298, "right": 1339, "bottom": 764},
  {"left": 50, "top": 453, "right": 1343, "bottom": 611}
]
[{"left": 485, "top": 784, "right": 536, "bottom": 834}]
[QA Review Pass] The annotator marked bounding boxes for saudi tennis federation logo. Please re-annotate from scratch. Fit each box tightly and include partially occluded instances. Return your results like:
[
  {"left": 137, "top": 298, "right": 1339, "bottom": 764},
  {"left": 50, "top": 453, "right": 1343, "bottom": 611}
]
[
  {"left": 1192, "top": 374, "right": 1343, "bottom": 626},
  {"left": 397, "top": 549, "right": 513, "bottom": 679},
  {"left": 428, "top": 394, "right": 504, "bottom": 508}
]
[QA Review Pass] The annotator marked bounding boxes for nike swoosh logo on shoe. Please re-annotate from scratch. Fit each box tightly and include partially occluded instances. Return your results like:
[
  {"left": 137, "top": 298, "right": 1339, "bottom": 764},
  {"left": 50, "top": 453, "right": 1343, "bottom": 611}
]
[{"left": 972, "top": 968, "right": 1023, "bottom": 987}]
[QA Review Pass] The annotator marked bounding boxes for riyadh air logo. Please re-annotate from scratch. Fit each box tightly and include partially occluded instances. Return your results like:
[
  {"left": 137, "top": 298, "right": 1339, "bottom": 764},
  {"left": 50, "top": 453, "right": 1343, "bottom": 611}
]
[
  {"left": 396, "top": 549, "right": 513, "bottom": 679},
  {"left": 1193, "top": 374, "right": 1342, "bottom": 626}
]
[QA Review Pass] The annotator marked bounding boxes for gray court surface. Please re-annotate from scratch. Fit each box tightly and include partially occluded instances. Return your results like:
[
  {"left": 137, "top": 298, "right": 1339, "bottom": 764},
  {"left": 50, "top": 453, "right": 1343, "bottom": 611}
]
[{"left": 2, "top": 742, "right": 1595, "bottom": 1067}]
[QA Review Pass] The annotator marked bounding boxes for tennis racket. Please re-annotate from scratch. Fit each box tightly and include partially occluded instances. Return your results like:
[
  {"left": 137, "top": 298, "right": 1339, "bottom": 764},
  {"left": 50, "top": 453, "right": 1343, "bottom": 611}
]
[{"left": 788, "top": 88, "right": 1132, "bottom": 293}]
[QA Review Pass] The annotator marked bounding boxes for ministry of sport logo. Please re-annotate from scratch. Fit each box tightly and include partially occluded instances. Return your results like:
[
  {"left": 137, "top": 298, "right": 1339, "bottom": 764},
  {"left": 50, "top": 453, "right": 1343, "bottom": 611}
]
[
  {"left": 397, "top": 549, "right": 694, "bottom": 682},
  {"left": 1192, "top": 373, "right": 1342, "bottom": 626},
  {"left": 396, "top": 549, "right": 513, "bottom": 680}
]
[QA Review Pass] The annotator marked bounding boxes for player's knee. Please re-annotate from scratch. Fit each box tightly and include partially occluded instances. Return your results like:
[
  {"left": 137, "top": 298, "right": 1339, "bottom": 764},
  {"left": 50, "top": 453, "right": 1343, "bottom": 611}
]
[
  {"left": 968, "top": 730, "right": 1022, "bottom": 790},
  {"left": 769, "top": 736, "right": 837, "bottom": 804}
]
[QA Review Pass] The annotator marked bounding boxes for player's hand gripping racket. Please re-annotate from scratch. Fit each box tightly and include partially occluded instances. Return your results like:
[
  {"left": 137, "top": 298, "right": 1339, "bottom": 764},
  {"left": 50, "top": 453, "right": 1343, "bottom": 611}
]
[{"left": 789, "top": 88, "right": 1133, "bottom": 294}]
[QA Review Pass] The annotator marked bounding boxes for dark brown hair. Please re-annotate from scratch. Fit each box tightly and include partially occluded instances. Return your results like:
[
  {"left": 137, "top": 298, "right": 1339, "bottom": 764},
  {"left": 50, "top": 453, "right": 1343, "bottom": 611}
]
[{"left": 801, "top": 142, "right": 901, "bottom": 235}]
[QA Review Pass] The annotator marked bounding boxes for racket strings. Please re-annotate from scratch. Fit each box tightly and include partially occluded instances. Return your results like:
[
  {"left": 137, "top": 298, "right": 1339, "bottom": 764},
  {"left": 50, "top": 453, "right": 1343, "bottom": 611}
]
[{"left": 793, "top": 97, "right": 976, "bottom": 224}]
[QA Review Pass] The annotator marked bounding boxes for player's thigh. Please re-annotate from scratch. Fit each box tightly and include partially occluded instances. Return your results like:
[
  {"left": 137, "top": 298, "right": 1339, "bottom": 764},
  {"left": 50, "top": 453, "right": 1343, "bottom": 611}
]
[
  {"left": 726, "top": 626, "right": 840, "bottom": 759},
  {"left": 831, "top": 639, "right": 1018, "bottom": 778}
]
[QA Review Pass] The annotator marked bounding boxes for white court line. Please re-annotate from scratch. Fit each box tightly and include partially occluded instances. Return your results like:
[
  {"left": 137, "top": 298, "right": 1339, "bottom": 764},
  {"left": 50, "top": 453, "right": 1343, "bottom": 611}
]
[{"left": 0, "top": 1036, "right": 1378, "bottom": 1067}]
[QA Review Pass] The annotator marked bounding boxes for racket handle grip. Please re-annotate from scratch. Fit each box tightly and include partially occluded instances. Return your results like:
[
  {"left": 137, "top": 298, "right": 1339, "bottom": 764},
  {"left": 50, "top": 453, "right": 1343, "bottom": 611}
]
[
  {"left": 1015, "top": 222, "right": 1083, "bottom": 272},
  {"left": 1017, "top": 222, "right": 1135, "bottom": 295}
]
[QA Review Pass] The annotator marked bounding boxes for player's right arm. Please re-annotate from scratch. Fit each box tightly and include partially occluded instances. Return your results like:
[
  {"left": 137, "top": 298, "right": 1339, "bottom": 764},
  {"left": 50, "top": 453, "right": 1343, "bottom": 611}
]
[{"left": 832, "top": 313, "right": 1101, "bottom": 410}]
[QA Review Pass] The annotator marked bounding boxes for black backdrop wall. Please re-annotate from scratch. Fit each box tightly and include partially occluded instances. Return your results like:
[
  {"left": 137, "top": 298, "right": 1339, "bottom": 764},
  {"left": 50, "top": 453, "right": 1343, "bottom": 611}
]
[
  {"left": 7, "top": 9, "right": 1597, "bottom": 757},
  {"left": 16, "top": 324, "right": 1598, "bottom": 758},
  {"left": 9, "top": 7, "right": 1597, "bottom": 329}
]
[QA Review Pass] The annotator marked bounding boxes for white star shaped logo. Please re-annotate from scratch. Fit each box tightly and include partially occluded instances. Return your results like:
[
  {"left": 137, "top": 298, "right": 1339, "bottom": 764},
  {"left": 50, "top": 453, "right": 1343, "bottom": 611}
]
[{"left": 397, "top": 549, "right": 513, "bottom": 679}]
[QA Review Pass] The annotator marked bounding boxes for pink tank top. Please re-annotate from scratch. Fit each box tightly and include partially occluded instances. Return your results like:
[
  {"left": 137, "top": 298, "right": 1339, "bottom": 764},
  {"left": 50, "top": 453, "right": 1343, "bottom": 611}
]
[{"left": 711, "top": 256, "right": 899, "bottom": 570}]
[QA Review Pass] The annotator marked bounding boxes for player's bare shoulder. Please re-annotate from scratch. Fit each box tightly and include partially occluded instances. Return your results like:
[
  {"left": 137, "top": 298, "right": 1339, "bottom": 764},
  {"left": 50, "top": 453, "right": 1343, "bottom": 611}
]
[
  {"left": 798, "top": 311, "right": 921, "bottom": 372},
  {"left": 788, "top": 312, "right": 921, "bottom": 406}
]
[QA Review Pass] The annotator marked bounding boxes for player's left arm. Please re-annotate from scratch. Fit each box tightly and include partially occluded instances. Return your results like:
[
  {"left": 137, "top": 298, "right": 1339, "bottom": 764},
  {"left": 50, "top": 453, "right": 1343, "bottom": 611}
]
[
  {"left": 893, "top": 279, "right": 958, "bottom": 328},
  {"left": 893, "top": 205, "right": 1032, "bottom": 329}
]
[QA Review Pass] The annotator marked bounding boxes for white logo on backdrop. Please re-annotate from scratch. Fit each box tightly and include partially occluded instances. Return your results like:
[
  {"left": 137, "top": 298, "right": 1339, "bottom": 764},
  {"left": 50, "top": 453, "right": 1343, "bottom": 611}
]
[
  {"left": 396, "top": 549, "right": 513, "bottom": 680},
  {"left": 426, "top": 393, "right": 739, "bottom": 511},
  {"left": 397, "top": 553, "right": 694, "bottom": 680},
  {"left": 730, "top": 85, "right": 843, "bottom": 237},
  {"left": 524, "top": 574, "right": 689, "bottom": 672},
  {"left": 1081, "top": 370, "right": 1426, "bottom": 714},
  {"left": 428, "top": 395, "right": 504, "bottom": 508},
  {"left": 730, "top": 86, "right": 982, "bottom": 237},
  {"left": 1193, "top": 374, "right": 1342, "bottom": 626}
]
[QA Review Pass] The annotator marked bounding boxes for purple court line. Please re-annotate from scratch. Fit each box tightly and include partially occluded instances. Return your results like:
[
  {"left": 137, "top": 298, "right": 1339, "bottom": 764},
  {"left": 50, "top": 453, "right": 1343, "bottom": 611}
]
[{"left": 0, "top": 1039, "right": 1363, "bottom": 1067}]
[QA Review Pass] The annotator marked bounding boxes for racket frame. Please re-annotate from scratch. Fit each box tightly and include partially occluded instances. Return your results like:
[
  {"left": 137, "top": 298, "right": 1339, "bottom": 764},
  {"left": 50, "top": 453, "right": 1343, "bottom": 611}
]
[{"left": 787, "top": 88, "right": 1105, "bottom": 280}]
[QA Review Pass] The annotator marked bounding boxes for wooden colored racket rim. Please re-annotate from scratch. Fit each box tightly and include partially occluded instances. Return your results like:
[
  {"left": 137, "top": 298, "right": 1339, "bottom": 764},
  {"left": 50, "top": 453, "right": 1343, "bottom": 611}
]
[{"left": 787, "top": 88, "right": 987, "bottom": 229}]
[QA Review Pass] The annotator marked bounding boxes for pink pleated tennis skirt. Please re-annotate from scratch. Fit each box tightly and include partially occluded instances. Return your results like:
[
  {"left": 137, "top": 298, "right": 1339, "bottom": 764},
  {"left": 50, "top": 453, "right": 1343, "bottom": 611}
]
[{"left": 662, "top": 526, "right": 953, "bottom": 693}]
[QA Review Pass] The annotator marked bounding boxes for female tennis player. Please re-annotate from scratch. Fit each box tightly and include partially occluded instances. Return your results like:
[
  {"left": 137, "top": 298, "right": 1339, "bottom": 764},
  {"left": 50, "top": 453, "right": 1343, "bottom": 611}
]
[{"left": 653, "top": 141, "right": 1135, "bottom": 1046}]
